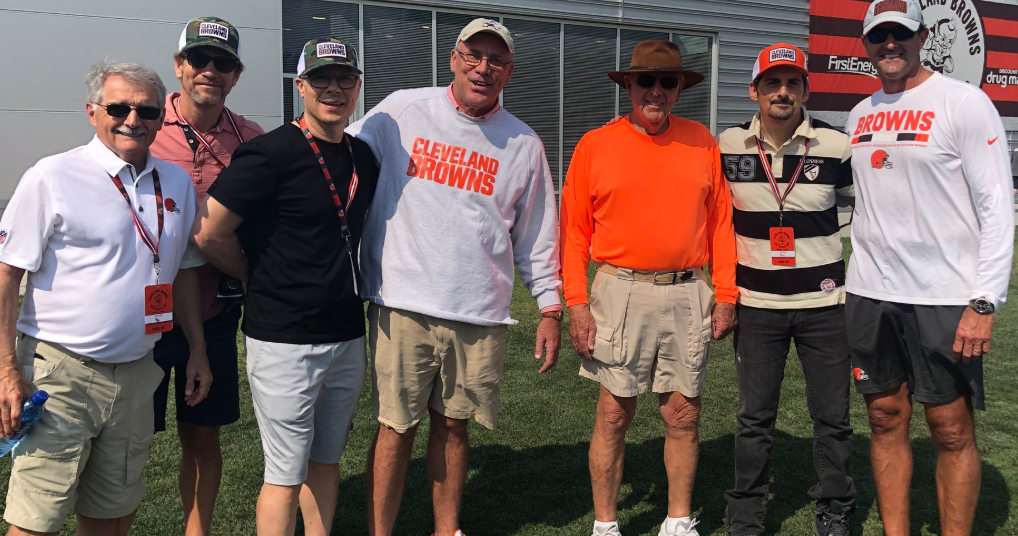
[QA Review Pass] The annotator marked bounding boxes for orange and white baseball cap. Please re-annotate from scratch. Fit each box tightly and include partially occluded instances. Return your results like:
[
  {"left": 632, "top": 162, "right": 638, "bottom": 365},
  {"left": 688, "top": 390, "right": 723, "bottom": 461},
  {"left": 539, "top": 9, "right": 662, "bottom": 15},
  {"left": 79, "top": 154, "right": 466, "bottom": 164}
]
[{"left": 751, "top": 43, "right": 809, "bottom": 82}]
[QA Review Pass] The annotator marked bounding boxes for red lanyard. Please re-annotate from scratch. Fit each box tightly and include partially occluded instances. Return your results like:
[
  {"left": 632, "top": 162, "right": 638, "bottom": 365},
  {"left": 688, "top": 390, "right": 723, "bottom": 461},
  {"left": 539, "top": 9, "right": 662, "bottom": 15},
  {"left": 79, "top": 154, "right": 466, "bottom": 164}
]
[
  {"left": 755, "top": 122, "right": 812, "bottom": 227},
  {"left": 109, "top": 169, "right": 164, "bottom": 280},
  {"left": 297, "top": 115, "right": 360, "bottom": 220},
  {"left": 297, "top": 114, "right": 361, "bottom": 294},
  {"left": 174, "top": 97, "right": 245, "bottom": 169}
]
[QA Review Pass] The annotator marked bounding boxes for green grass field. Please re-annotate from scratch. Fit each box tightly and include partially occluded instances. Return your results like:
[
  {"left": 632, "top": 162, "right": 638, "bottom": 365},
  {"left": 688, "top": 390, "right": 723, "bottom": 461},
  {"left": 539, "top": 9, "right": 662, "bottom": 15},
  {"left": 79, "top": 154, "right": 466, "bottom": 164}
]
[{"left": 2, "top": 237, "right": 1017, "bottom": 535}]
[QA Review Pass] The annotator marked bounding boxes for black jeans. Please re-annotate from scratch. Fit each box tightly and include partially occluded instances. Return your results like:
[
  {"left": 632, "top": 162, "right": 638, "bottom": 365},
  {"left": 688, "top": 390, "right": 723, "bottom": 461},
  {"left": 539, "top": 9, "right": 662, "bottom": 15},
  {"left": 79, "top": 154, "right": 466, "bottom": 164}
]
[{"left": 724, "top": 304, "right": 855, "bottom": 535}]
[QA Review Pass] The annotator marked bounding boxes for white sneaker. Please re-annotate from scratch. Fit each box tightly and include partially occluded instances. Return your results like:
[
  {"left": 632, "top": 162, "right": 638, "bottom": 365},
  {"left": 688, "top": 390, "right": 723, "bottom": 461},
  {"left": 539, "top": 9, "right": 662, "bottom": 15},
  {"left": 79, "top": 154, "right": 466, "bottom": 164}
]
[
  {"left": 658, "top": 517, "right": 700, "bottom": 536},
  {"left": 592, "top": 523, "right": 622, "bottom": 536}
]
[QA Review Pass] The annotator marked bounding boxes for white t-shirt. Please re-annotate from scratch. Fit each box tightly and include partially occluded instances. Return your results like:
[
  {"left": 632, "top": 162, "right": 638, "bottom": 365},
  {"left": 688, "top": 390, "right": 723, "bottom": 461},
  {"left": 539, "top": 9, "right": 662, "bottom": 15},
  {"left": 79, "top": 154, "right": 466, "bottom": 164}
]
[
  {"left": 846, "top": 73, "right": 1013, "bottom": 308},
  {"left": 0, "top": 137, "right": 205, "bottom": 362}
]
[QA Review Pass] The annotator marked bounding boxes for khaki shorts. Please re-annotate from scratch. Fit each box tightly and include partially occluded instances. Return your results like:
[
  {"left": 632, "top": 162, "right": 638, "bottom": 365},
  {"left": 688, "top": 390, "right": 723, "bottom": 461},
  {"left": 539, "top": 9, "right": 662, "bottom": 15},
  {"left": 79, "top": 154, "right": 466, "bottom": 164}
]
[
  {"left": 368, "top": 304, "right": 508, "bottom": 432},
  {"left": 4, "top": 335, "right": 164, "bottom": 533},
  {"left": 579, "top": 266, "right": 714, "bottom": 398}
]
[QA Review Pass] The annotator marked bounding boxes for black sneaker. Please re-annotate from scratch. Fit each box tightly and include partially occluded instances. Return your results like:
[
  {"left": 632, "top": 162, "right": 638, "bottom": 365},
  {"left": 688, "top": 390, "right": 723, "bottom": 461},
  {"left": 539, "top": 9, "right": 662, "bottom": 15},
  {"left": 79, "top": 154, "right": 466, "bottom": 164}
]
[{"left": 815, "top": 504, "right": 850, "bottom": 536}]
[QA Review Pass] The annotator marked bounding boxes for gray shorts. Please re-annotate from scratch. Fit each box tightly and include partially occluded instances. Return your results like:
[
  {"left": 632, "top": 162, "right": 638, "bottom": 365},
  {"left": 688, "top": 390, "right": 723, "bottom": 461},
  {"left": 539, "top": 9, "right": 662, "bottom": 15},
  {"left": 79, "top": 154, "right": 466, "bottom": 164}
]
[{"left": 245, "top": 336, "right": 367, "bottom": 486}]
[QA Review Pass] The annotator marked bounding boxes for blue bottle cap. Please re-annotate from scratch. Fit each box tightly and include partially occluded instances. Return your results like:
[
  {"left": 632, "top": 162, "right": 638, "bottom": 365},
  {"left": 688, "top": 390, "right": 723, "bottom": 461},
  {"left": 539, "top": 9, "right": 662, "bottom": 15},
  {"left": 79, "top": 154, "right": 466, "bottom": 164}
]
[{"left": 30, "top": 390, "right": 49, "bottom": 405}]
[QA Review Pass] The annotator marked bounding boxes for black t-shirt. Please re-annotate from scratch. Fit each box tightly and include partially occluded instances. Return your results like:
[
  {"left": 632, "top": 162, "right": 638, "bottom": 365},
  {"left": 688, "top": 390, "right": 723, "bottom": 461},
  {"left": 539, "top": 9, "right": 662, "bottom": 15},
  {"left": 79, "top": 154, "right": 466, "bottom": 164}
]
[{"left": 207, "top": 123, "right": 379, "bottom": 344}]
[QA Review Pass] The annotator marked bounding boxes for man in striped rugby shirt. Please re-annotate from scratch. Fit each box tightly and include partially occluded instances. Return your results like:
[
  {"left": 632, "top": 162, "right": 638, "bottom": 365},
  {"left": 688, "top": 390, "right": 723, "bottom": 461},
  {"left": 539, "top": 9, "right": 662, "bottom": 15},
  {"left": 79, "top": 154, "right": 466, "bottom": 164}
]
[{"left": 717, "top": 43, "right": 855, "bottom": 536}]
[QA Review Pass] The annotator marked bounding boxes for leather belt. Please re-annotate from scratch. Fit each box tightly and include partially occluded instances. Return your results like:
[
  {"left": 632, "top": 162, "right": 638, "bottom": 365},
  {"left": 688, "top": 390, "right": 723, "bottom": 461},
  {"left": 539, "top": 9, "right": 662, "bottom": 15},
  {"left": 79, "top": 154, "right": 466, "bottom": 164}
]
[{"left": 598, "top": 264, "right": 695, "bottom": 285}]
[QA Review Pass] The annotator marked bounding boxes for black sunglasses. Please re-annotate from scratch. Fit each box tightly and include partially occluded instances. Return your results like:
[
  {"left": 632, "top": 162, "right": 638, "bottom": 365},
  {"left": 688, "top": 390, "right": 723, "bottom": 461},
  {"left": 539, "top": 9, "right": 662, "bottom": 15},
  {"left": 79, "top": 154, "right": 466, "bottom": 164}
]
[
  {"left": 185, "top": 50, "right": 240, "bottom": 73},
  {"left": 865, "top": 26, "right": 917, "bottom": 44},
  {"left": 304, "top": 73, "right": 359, "bottom": 89},
  {"left": 634, "top": 74, "right": 681, "bottom": 90},
  {"left": 95, "top": 102, "right": 162, "bottom": 121}
]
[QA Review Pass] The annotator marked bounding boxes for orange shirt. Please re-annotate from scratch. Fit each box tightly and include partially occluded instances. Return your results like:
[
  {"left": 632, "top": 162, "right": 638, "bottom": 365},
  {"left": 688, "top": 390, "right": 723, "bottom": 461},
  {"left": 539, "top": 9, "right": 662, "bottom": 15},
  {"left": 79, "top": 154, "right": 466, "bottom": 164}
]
[{"left": 560, "top": 116, "right": 738, "bottom": 306}]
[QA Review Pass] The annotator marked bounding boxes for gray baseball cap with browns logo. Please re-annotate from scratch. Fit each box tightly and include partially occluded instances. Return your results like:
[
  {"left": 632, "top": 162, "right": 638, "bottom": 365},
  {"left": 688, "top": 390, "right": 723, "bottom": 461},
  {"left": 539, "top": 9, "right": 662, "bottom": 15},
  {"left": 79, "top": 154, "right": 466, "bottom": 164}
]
[
  {"left": 297, "top": 38, "right": 362, "bottom": 77},
  {"left": 862, "top": 0, "right": 924, "bottom": 35},
  {"left": 178, "top": 16, "right": 241, "bottom": 59}
]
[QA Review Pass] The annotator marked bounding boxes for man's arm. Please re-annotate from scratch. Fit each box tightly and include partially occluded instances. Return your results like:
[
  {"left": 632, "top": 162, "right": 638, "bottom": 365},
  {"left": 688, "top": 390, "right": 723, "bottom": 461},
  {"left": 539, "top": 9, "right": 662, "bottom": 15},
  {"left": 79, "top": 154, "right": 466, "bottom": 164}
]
[
  {"left": 705, "top": 143, "right": 739, "bottom": 339},
  {"left": 0, "top": 263, "right": 29, "bottom": 438},
  {"left": 560, "top": 141, "right": 598, "bottom": 360},
  {"left": 953, "top": 92, "right": 1014, "bottom": 361},
  {"left": 508, "top": 141, "right": 562, "bottom": 374},
  {"left": 172, "top": 267, "right": 212, "bottom": 405},
  {"left": 191, "top": 197, "right": 248, "bottom": 281}
]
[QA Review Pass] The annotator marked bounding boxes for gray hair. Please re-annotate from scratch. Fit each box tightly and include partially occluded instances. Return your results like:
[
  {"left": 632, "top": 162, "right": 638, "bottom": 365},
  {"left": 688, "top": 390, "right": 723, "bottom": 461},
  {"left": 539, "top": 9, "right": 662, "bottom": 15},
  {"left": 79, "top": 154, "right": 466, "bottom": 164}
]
[{"left": 85, "top": 60, "right": 167, "bottom": 104}]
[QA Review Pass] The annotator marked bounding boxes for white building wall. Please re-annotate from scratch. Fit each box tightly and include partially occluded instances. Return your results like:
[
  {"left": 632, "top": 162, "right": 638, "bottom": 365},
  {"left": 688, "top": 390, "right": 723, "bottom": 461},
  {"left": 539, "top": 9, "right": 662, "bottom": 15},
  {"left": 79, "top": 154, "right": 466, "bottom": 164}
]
[{"left": 0, "top": 0, "right": 283, "bottom": 214}]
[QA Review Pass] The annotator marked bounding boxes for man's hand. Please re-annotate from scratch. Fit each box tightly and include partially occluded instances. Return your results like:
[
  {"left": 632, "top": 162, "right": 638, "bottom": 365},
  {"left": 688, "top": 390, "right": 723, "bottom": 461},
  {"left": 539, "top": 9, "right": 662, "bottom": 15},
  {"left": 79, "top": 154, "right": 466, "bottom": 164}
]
[
  {"left": 534, "top": 317, "right": 562, "bottom": 374},
  {"left": 953, "top": 308, "right": 993, "bottom": 363},
  {"left": 0, "top": 364, "right": 30, "bottom": 438},
  {"left": 604, "top": 115, "right": 624, "bottom": 127},
  {"left": 711, "top": 302, "right": 738, "bottom": 340},
  {"left": 183, "top": 350, "right": 213, "bottom": 407},
  {"left": 568, "top": 304, "right": 597, "bottom": 360}
]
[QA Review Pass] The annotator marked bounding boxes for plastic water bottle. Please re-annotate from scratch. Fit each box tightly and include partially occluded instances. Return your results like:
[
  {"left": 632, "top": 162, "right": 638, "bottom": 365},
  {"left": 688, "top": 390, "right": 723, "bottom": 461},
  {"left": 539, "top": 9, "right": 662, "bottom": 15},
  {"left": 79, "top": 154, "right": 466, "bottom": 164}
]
[{"left": 0, "top": 390, "right": 49, "bottom": 456}]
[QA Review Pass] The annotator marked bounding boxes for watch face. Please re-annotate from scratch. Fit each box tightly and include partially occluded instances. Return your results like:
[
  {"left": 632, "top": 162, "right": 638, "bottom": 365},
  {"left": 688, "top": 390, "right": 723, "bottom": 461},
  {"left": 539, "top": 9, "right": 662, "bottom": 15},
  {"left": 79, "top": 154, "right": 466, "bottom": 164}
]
[{"left": 972, "top": 299, "right": 994, "bottom": 314}]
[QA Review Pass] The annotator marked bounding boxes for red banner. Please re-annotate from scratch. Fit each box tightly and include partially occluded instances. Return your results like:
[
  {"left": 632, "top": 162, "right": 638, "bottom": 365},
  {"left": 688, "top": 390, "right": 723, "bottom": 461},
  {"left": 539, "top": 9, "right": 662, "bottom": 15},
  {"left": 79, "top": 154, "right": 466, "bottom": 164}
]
[{"left": 808, "top": 0, "right": 1018, "bottom": 118}]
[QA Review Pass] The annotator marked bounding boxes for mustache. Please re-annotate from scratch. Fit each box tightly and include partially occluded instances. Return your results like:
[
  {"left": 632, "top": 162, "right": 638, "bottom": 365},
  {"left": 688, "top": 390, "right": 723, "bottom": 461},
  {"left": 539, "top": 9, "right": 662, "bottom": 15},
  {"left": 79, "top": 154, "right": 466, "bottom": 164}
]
[
  {"left": 770, "top": 97, "right": 793, "bottom": 105},
  {"left": 114, "top": 126, "right": 148, "bottom": 136},
  {"left": 194, "top": 78, "right": 223, "bottom": 87}
]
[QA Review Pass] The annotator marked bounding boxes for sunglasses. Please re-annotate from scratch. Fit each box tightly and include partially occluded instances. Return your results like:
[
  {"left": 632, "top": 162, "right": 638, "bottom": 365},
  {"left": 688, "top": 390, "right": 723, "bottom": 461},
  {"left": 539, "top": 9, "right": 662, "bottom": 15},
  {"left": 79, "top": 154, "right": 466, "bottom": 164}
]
[
  {"left": 634, "top": 74, "right": 681, "bottom": 90},
  {"left": 865, "top": 26, "right": 917, "bottom": 44},
  {"left": 304, "top": 73, "right": 359, "bottom": 89},
  {"left": 185, "top": 50, "right": 240, "bottom": 73},
  {"left": 94, "top": 102, "right": 162, "bottom": 121}
]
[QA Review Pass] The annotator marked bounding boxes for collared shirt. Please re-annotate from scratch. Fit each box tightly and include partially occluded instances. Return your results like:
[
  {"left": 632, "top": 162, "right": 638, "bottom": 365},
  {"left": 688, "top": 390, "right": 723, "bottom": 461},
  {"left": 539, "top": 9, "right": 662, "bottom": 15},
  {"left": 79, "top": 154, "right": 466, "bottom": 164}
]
[
  {"left": 150, "top": 92, "right": 265, "bottom": 321},
  {"left": 446, "top": 84, "right": 501, "bottom": 121},
  {"left": 0, "top": 137, "right": 204, "bottom": 363},
  {"left": 718, "top": 111, "right": 854, "bottom": 309},
  {"left": 151, "top": 92, "right": 265, "bottom": 204},
  {"left": 560, "top": 115, "right": 738, "bottom": 306}
]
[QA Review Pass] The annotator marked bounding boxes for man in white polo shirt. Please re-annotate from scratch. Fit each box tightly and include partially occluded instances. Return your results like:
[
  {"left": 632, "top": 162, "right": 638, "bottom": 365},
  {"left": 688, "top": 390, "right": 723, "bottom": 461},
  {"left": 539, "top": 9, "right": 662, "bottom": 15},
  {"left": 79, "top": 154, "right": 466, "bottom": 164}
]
[
  {"left": 848, "top": 1, "right": 1013, "bottom": 535},
  {"left": 0, "top": 60, "right": 210, "bottom": 536}
]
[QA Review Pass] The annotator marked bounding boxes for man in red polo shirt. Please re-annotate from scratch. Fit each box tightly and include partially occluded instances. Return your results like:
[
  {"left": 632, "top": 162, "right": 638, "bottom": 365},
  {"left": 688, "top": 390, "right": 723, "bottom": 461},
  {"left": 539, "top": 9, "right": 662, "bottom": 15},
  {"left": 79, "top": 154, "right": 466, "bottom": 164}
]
[{"left": 149, "top": 16, "right": 264, "bottom": 536}]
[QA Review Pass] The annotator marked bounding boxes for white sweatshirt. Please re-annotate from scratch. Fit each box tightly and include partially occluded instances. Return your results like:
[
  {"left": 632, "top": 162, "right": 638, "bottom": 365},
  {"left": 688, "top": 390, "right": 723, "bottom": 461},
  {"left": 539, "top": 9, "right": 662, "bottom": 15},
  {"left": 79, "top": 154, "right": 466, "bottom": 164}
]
[
  {"left": 347, "top": 87, "right": 561, "bottom": 326},
  {"left": 847, "top": 73, "right": 1014, "bottom": 308}
]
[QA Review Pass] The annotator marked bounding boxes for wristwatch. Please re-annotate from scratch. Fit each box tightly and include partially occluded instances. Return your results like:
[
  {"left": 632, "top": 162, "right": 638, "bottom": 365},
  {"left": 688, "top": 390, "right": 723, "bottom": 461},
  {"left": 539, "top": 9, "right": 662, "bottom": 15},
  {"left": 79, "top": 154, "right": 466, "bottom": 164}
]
[
  {"left": 969, "top": 297, "right": 995, "bottom": 315},
  {"left": 541, "top": 309, "right": 564, "bottom": 321}
]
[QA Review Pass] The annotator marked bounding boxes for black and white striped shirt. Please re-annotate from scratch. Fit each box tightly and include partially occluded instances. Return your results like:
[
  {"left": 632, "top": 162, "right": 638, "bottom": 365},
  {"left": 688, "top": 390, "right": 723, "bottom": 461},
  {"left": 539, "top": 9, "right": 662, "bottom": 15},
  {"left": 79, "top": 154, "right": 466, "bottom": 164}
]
[{"left": 718, "top": 112, "right": 853, "bottom": 309}]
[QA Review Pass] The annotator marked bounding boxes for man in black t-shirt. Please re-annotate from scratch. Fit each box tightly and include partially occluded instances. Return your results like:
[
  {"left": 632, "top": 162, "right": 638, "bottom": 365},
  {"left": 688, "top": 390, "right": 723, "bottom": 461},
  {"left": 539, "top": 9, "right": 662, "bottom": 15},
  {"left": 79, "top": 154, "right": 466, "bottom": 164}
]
[{"left": 191, "top": 38, "right": 377, "bottom": 536}]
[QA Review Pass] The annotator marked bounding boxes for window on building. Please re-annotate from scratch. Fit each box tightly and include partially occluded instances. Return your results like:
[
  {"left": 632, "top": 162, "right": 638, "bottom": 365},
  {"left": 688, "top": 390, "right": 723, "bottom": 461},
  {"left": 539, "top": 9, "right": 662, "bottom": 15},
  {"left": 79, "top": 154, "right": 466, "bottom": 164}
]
[
  {"left": 362, "top": 6, "right": 432, "bottom": 111},
  {"left": 281, "top": 1, "right": 717, "bottom": 193},
  {"left": 502, "top": 18, "right": 561, "bottom": 190}
]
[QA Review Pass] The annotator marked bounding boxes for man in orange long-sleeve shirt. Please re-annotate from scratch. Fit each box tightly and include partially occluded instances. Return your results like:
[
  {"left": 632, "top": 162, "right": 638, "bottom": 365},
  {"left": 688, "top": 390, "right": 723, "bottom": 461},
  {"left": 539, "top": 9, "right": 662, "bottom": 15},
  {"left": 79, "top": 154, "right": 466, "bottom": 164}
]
[{"left": 560, "top": 40, "right": 738, "bottom": 536}]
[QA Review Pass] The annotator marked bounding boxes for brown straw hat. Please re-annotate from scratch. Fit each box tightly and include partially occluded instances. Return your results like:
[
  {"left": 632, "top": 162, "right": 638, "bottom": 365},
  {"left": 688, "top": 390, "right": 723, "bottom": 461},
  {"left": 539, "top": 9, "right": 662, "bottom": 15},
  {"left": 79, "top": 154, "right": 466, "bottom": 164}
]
[{"left": 608, "top": 40, "right": 705, "bottom": 89}]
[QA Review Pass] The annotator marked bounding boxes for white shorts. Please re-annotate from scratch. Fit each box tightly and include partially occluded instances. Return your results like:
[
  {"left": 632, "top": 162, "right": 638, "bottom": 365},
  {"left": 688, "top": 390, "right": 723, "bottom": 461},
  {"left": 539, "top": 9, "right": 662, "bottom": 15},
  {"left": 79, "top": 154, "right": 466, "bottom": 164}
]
[{"left": 245, "top": 336, "right": 367, "bottom": 486}]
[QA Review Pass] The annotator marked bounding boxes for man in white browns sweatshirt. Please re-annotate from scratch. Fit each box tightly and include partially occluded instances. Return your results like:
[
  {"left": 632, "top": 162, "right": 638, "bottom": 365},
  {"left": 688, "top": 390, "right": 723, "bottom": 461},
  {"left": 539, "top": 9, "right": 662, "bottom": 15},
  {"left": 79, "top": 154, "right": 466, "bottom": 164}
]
[{"left": 345, "top": 18, "right": 562, "bottom": 536}]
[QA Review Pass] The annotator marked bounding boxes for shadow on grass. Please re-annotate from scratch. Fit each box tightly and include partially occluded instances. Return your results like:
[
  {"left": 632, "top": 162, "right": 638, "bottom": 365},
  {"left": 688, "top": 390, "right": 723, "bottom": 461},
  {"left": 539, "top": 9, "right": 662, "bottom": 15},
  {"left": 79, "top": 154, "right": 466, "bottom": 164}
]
[{"left": 330, "top": 430, "right": 1011, "bottom": 536}]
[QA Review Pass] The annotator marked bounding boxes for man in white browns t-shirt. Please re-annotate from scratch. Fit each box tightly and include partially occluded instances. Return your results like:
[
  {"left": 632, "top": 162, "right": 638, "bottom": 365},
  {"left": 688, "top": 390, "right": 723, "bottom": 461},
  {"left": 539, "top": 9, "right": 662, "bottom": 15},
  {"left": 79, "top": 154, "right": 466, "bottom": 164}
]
[{"left": 846, "top": 1, "right": 1013, "bottom": 536}]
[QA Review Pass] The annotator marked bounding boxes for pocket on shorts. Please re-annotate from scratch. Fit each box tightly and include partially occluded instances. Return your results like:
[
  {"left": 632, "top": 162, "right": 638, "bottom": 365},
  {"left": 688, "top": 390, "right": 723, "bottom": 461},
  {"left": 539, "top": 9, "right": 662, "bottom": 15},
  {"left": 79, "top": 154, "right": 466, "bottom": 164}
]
[
  {"left": 245, "top": 338, "right": 265, "bottom": 377},
  {"left": 686, "top": 279, "right": 714, "bottom": 371},
  {"left": 592, "top": 322, "right": 622, "bottom": 365},
  {"left": 16, "top": 339, "right": 65, "bottom": 389},
  {"left": 589, "top": 274, "right": 633, "bottom": 366}
]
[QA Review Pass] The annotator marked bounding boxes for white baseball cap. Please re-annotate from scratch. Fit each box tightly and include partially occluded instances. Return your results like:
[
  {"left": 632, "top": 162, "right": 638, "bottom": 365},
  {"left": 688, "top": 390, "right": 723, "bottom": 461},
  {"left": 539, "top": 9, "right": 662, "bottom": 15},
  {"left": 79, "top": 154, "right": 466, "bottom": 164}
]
[
  {"left": 457, "top": 18, "right": 514, "bottom": 54},
  {"left": 863, "top": 0, "right": 924, "bottom": 36}
]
